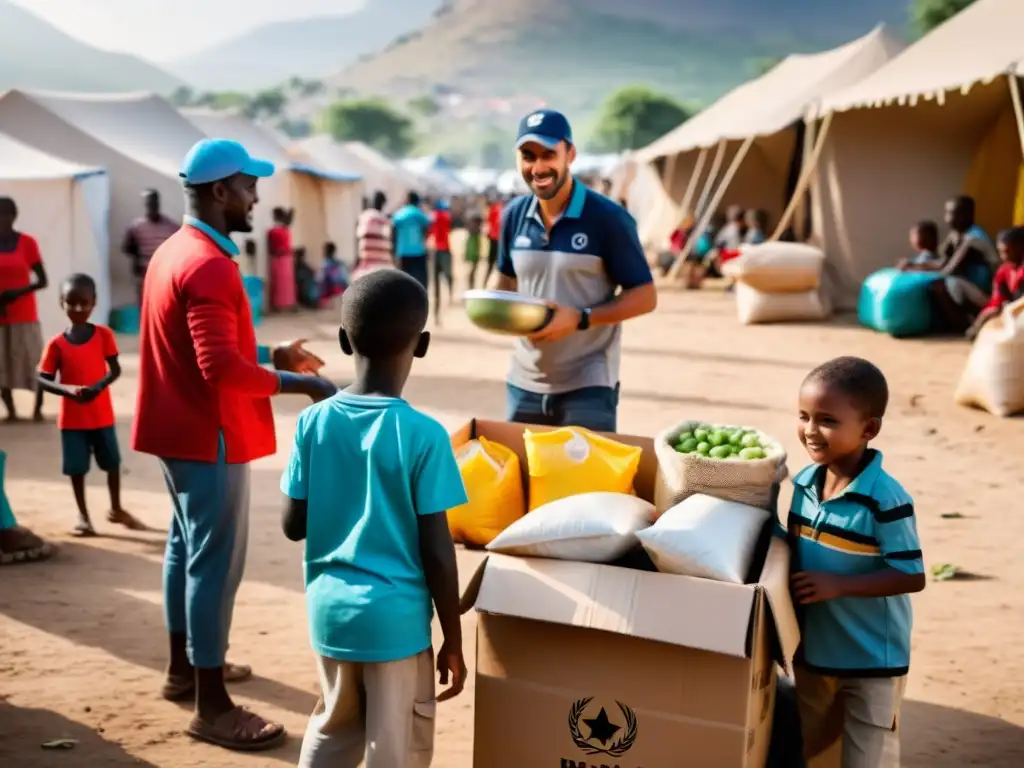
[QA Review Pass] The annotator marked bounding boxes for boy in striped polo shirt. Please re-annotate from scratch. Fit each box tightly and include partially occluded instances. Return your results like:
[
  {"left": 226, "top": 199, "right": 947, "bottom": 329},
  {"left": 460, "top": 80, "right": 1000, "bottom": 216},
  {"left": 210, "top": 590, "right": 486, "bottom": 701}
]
[{"left": 782, "top": 357, "right": 925, "bottom": 767}]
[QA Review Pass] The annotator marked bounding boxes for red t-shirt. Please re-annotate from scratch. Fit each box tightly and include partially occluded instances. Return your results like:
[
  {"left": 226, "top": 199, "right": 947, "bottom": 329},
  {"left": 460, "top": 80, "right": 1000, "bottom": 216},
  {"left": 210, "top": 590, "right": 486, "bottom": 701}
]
[
  {"left": 431, "top": 210, "right": 452, "bottom": 252},
  {"left": 0, "top": 233, "right": 42, "bottom": 325},
  {"left": 132, "top": 225, "right": 280, "bottom": 464},
  {"left": 487, "top": 203, "right": 502, "bottom": 240},
  {"left": 984, "top": 262, "right": 1024, "bottom": 313},
  {"left": 38, "top": 325, "right": 118, "bottom": 430},
  {"left": 267, "top": 225, "right": 291, "bottom": 257}
]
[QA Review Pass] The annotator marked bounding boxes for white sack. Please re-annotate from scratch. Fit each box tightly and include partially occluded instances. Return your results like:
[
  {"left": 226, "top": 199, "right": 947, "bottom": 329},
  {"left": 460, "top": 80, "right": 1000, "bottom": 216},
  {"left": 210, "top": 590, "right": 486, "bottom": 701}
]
[
  {"left": 955, "top": 297, "right": 1024, "bottom": 417},
  {"left": 735, "top": 282, "right": 830, "bottom": 325},
  {"left": 723, "top": 241, "right": 825, "bottom": 293}
]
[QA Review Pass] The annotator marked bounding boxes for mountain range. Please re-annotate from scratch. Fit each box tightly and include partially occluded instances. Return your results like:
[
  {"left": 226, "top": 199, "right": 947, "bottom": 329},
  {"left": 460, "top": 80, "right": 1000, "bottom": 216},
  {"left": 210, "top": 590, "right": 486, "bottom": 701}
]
[{"left": 0, "top": 0, "right": 182, "bottom": 94}]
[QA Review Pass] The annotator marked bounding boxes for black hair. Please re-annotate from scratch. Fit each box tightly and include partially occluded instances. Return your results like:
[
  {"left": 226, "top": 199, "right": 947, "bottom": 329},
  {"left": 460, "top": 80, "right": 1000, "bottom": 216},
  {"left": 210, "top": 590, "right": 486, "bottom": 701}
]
[
  {"left": 0, "top": 196, "right": 17, "bottom": 217},
  {"left": 914, "top": 219, "right": 939, "bottom": 244},
  {"left": 324, "top": 241, "right": 337, "bottom": 256},
  {"left": 243, "top": 238, "right": 257, "bottom": 255},
  {"left": 950, "top": 195, "right": 975, "bottom": 216},
  {"left": 341, "top": 269, "right": 428, "bottom": 359},
  {"left": 294, "top": 246, "right": 306, "bottom": 262},
  {"left": 407, "top": 191, "right": 420, "bottom": 207},
  {"left": 143, "top": 188, "right": 159, "bottom": 199},
  {"left": 747, "top": 208, "right": 769, "bottom": 229},
  {"left": 373, "top": 191, "right": 388, "bottom": 211},
  {"left": 804, "top": 356, "right": 889, "bottom": 420},
  {"left": 997, "top": 226, "right": 1024, "bottom": 248},
  {"left": 62, "top": 273, "right": 97, "bottom": 298}
]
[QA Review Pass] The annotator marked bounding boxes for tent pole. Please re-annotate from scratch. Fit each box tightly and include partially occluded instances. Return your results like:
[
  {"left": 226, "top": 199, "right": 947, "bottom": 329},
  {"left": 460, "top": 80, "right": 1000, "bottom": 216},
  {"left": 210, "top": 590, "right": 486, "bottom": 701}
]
[
  {"left": 1008, "top": 73, "right": 1024, "bottom": 162},
  {"left": 771, "top": 111, "right": 834, "bottom": 241},
  {"left": 678, "top": 146, "right": 709, "bottom": 221},
  {"left": 693, "top": 138, "right": 727, "bottom": 221},
  {"left": 669, "top": 135, "right": 755, "bottom": 279}
]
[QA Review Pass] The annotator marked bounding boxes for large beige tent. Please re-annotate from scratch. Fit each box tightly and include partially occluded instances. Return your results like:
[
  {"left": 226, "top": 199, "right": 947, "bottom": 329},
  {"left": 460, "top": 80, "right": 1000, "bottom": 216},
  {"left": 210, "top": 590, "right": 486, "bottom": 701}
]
[
  {"left": 634, "top": 25, "right": 904, "bottom": 251},
  {"left": 811, "top": 0, "right": 1024, "bottom": 308},
  {"left": 182, "top": 110, "right": 363, "bottom": 271},
  {"left": 0, "top": 90, "right": 204, "bottom": 307},
  {"left": 289, "top": 135, "right": 423, "bottom": 212},
  {"left": 0, "top": 132, "right": 109, "bottom": 340}
]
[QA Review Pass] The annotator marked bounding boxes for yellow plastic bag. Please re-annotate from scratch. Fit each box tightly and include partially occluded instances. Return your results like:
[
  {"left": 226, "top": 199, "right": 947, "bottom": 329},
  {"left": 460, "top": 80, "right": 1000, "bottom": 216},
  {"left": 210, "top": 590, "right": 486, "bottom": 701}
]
[
  {"left": 524, "top": 427, "right": 643, "bottom": 511},
  {"left": 447, "top": 437, "right": 525, "bottom": 546}
]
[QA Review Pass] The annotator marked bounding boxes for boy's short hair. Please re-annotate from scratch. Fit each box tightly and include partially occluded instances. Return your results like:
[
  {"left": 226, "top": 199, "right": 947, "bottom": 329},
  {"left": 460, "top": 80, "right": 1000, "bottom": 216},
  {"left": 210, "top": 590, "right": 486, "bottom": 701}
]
[
  {"left": 997, "top": 226, "right": 1024, "bottom": 247},
  {"left": 342, "top": 270, "right": 428, "bottom": 358},
  {"left": 804, "top": 356, "right": 889, "bottom": 420},
  {"left": 914, "top": 219, "right": 939, "bottom": 241},
  {"left": 62, "top": 273, "right": 96, "bottom": 297},
  {"left": 324, "top": 241, "right": 337, "bottom": 256}
]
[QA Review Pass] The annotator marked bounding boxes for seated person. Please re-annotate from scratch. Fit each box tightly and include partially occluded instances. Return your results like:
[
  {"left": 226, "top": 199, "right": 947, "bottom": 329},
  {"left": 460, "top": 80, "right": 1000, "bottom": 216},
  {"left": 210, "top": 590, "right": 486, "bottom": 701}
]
[
  {"left": 927, "top": 196, "right": 998, "bottom": 332},
  {"left": 898, "top": 220, "right": 942, "bottom": 270},
  {"left": 294, "top": 247, "right": 320, "bottom": 309},
  {"left": 319, "top": 241, "right": 348, "bottom": 308},
  {"left": 744, "top": 209, "right": 769, "bottom": 245},
  {"left": 716, "top": 205, "right": 747, "bottom": 252},
  {"left": 966, "top": 226, "right": 1024, "bottom": 340},
  {"left": 657, "top": 214, "right": 694, "bottom": 275},
  {"left": 681, "top": 212, "right": 726, "bottom": 289}
]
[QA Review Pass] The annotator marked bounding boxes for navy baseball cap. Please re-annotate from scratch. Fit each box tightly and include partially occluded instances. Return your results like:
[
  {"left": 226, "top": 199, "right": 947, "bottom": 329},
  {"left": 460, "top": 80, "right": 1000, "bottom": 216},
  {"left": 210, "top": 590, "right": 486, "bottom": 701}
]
[
  {"left": 516, "top": 109, "right": 573, "bottom": 150},
  {"left": 180, "top": 138, "right": 275, "bottom": 185}
]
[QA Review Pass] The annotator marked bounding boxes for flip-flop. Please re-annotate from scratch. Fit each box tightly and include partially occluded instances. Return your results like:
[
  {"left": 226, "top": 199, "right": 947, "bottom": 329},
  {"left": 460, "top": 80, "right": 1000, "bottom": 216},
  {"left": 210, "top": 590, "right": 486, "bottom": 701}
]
[
  {"left": 161, "top": 662, "right": 253, "bottom": 702},
  {"left": 186, "top": 707, "right": 286, "bottom": 752}
]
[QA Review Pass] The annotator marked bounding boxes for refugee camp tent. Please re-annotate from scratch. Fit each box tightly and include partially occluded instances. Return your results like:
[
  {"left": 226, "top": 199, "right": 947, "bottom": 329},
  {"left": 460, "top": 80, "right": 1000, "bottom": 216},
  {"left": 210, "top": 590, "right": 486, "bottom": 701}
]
[
  {"left": 289, "top": 136, "right": 420, "bottom": 213},
  {"left": 634, "top": 25, "right": 904, "bottom": 252},
  {"left": 0, "top": 90, "right": 205, "bottom": 307},
  {"left": 182, "top": 110, "right": 362, "bottom": 272},
  {"left": 811, "top": 0, "right": 1024, "bottom": 308},
  {"left": 0, "top": 132, "right": 109, "bottom": 339}
]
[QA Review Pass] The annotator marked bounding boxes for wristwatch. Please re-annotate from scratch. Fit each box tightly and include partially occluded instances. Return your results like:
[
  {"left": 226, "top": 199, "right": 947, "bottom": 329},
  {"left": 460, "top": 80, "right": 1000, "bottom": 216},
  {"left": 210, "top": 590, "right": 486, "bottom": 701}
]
[{"left": 577, "top": 307, "right": 592, "bottom": 331}]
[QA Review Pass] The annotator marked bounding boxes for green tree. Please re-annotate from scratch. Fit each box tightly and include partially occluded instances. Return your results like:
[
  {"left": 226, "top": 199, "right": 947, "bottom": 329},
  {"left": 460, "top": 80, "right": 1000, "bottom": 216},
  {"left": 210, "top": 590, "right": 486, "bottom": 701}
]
[
  {"left": 408, "top": 94, "right": 441, "bottom": 118},
  {"left": 245, "top": 88, "right": 287, "bottom": 119},
  {"left": 590, "top": 86, "right": 692, "bottom": 153},
  {"left": 910, "top": 0, "right": 977, "bottom": 36},
  {"left": 169, "top": 86, "right": 194, "bottom": 107},
  {"left": 319, "top": 99, "right": 415, "bottom": 157},
  {"left": 195, "top": 91, "right": 250, "bottom": 111}
]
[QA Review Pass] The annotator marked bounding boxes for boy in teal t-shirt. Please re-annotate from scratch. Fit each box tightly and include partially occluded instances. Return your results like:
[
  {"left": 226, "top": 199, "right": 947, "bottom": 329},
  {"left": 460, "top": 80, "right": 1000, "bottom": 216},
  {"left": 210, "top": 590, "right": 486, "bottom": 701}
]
[{"left": 281, "top": 269, "right": 467, "bottom": 767}]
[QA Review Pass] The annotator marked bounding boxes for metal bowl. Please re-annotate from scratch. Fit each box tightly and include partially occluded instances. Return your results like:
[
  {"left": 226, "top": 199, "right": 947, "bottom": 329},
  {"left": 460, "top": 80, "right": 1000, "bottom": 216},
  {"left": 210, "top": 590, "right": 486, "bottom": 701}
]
[{"left": 463, "top": 290, "right": 555, "bottom": 336}]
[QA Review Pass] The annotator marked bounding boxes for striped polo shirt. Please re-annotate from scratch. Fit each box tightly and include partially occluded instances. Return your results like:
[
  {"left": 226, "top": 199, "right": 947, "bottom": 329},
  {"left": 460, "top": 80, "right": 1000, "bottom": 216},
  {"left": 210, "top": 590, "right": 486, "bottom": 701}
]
[
  {"left": 783, "top": 450, "right": 923, "bottom": 678},
  {"left": 126, "top": 215, "right": 179, "bottom": 270},
  {"left": 357, "top": 208, "right": 392, "bottom": 266}
]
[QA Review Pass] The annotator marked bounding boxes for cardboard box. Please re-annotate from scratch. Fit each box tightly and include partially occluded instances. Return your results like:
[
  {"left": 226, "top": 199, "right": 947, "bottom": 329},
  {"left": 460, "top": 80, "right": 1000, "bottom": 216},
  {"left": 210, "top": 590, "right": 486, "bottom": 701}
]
[{"left": 455, "top": 419, "right": 801, "bottom": 768}]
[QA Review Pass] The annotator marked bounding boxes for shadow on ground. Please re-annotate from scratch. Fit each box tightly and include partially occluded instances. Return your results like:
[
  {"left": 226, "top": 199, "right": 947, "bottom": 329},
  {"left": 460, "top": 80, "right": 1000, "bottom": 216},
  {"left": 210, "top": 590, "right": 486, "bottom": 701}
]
[{"left": 901, "top": 699, "right": 1024, "bottom": 766}]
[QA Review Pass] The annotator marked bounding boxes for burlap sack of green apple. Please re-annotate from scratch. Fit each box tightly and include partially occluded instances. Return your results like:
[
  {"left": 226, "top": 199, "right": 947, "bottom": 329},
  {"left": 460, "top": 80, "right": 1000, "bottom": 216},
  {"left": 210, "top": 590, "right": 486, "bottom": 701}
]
[{"left": 654, "top": 420, "right": 788, "bottom": 513}]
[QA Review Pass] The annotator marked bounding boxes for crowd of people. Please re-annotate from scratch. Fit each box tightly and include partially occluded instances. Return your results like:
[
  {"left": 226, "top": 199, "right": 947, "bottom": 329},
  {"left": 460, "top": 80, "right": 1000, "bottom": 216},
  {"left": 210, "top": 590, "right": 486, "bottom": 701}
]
[{"left": 0, "top": 108, "right": 941, "bottom": 768}]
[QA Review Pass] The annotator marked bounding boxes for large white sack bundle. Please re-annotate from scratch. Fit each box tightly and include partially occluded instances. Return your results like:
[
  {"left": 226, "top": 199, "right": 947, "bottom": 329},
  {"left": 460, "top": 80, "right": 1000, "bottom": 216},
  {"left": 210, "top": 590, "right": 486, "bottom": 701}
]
[
  {"left": 637, "top": 494, "right": 770, "bottom": 583},
  {"left": 735, "top": 282, "right": 830, "bottom": 325},
  {"left": 654, "top": 420, "right": 787, "bottom": 513},
  {"left": 955, "top": 297, "right": 1024, "bottom": 417},
  {"left": 485, "top": 492, "right": 655, "bottom": 563},
  {"left": 723, "top": 241, "right": 826, "bottom": 293}
]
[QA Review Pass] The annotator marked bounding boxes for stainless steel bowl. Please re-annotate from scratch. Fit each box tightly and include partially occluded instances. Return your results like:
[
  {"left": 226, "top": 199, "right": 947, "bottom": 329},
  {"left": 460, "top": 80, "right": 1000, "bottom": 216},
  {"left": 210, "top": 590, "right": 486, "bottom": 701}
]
[{"left": 463, "top": 290, "right": 555, "bottom": 336}]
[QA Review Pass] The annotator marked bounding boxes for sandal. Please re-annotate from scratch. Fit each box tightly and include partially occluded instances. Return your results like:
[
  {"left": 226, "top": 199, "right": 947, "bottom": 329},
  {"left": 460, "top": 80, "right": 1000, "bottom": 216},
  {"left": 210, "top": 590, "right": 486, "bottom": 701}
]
[
  {"left": 72, "top": 520, "right": 96, "bottom": 537},
  {"left": 107, "top": 510, "right": 147, "bottom": 531},
  {"left": 0, "top": 526, "right": 56, "bottom": 566},
  {"left": 186, "top": 707, "right": 286, "bottom": 751},
  {"left": 161, "top": 662, "right": 253, "bottom": 702}
]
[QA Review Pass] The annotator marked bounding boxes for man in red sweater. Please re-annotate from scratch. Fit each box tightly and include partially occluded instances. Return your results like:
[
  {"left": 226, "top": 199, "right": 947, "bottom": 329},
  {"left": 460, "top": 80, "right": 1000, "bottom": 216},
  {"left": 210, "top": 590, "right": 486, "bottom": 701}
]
[{"left": 133, "top": 138, "right": 336, "bottom": 752}]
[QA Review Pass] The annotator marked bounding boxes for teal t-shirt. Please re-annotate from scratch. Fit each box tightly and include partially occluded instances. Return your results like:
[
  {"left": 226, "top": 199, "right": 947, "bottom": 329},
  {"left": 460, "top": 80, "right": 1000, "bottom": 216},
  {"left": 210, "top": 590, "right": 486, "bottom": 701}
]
[
  {"left": 392, "top": 204, "right": 431, "bottom": 258},
  {"left": 281, "top": 392, "right": 467, "bottom": 662}
]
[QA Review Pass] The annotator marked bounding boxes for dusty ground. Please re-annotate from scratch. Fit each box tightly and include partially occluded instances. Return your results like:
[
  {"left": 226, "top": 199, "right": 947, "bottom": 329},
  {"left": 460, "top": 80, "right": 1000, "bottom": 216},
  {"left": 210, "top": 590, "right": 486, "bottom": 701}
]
[{"left": 2, "top": 279, "right": 1023, "bottom": 767}]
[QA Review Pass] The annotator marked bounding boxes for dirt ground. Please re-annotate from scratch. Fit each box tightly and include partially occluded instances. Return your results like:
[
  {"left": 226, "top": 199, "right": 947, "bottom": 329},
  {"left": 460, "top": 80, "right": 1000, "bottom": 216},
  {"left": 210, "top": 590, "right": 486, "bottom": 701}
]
[{"left": 2, "top": 280, "right": 1023, "bottom": 767}]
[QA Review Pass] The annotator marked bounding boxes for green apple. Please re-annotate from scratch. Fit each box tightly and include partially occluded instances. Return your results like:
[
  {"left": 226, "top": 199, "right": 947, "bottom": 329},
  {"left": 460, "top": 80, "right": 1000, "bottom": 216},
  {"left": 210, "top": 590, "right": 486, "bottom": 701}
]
[
  {"left": 728, "top": 431, "right": 744, "bottom": 447},
  {"left": 709, "top": 445, "right": 732, "bottom": 459},
  {"left": 680, "top": 437, "right": 699, "bottom": 453},
  {"left": 696, "top": 441, "right": 711, "bottom": 455},
  {"left": 678, "top": 431, "right": 695, "bottom": 444},
  {"left": 693, "top": 428, "right": 709, "bottom": 441},
  {"left": 708, "top": 431, "right": 727, "bottom": 447},
  {"left": 739, "top": 447, "right": 766, "bottom": 460},
  {"left": 740, "top": 433, "right": 761, "bottom": 449}
]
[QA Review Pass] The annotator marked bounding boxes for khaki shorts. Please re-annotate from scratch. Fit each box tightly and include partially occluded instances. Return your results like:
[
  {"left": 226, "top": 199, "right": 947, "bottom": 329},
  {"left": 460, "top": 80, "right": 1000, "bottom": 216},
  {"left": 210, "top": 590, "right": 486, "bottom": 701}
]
[
  {"left": 298, "top": 648, "right": 436, "bottom": 768},
  {"left": 795, "top": 669, "right": 906, "bottom": 768}
]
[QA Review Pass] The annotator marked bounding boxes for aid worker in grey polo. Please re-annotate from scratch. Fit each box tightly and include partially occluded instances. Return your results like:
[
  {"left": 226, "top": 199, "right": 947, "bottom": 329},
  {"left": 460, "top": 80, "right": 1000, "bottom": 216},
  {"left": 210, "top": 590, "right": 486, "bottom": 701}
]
[{"left": 495, "top": 110, "right": 657, "bottom": 433}]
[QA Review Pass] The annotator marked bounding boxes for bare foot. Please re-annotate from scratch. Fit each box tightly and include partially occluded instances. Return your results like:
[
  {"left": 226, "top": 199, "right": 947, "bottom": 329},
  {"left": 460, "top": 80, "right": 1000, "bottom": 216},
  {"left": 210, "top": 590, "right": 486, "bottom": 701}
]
[
  {"left": 32, "top": 411, "right": 45, "bottom": 423},
  {"left": 108, "top": 509, "right": 147, "bottom": 531},
  {"left": 3, "top": 414, "right": 19, "bottom": 424},
  {"left": 72, "top": 519, "right": 96, "bottom": 537}
]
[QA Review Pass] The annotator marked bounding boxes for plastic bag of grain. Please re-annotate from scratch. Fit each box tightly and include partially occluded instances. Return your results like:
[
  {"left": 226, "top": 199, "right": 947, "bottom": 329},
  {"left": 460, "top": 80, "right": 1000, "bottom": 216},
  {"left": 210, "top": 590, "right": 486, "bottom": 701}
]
[
  {"left": 955, "top": 297, "right": 1024, "bottom": 417},
  {"left": 735, "top": 282, "right": 830, "bottom": 325},
  {"left": 654, "top": 420, "right": 787, "bottom": 513}
]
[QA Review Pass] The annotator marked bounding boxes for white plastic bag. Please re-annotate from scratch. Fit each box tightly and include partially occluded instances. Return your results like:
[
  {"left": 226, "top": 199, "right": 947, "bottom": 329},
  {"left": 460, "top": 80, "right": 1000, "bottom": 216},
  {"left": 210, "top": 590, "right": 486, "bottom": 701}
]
[
  {"left": 735, "top": 282, "right": 830, "bottom": 325},
  {"left": 723, "top": 242, "right": 825, "bottom": 293},
  {"left": 955, "top": 297, "right": 1024, "bottom": 417},
  {"left": 637, "top": 494, "right": 770, "bottom": 583},
  {"left": 486, "top": 492, "right": 655, "bottom": 563},
  {"left": 654, "top": 420, "right": 787, "bottom": 513}
]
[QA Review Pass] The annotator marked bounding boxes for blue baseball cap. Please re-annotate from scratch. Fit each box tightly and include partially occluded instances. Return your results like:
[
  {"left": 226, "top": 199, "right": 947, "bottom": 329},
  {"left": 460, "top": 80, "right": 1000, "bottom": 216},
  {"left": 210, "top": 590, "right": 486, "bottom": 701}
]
[
  {"left": 180, "top": 138, "right": 275, "bottom": 185},
  {"left": 515, "top": 109, "right": 573, "bottom": 150}
]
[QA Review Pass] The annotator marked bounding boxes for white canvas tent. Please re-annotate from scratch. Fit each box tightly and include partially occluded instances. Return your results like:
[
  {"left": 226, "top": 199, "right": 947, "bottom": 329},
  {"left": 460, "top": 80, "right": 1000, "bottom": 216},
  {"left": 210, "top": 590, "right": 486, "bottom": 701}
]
[
  {"left": 182, "top": 110, "right": 362, "bottom": 272},
  {"left": 0, "top": 132, "right": 109, "bottom": 340},
  {"left": 634, "top": 25, "right": 904, "bottom": 252},
  {"left": 0, "top": 90, "right": 205, "bottom": 307},
  {"left": 811, "top": 0, "right": 1024, "bottom": 308}
]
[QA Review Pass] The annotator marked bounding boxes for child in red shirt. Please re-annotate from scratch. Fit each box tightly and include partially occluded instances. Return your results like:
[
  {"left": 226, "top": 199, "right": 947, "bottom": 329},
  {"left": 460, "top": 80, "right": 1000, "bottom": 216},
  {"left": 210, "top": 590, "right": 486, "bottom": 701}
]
[
  {"left": 966, "top": 227, "right": 1024, "bottom": 340},
  {"left": 37, "top": 274, "right": 142, "bottom": 536}
]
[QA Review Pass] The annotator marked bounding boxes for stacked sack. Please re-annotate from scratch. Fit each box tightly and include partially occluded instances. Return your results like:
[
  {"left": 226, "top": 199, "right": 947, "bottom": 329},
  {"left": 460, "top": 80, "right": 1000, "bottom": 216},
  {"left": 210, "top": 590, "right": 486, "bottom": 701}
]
[
  {"left": 857, "top": 268, "right": 942, "bottom": 338},
  {"left": 722, "top": 242, "right": 831, "bottom": 325},
  {"left": 955, "top": 297, "right": 1024, "bottom": 417}
]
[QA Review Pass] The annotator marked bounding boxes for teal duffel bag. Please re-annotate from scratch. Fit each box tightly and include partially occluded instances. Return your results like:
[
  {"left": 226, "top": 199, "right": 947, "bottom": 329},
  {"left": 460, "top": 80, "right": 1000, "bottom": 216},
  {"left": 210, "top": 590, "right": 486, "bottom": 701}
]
[
  {"left": 1, "top": 451, "right": 16, "bottom": 530},
  {"left": 858, "top": 268, "right": 943, "bottom": 338}
]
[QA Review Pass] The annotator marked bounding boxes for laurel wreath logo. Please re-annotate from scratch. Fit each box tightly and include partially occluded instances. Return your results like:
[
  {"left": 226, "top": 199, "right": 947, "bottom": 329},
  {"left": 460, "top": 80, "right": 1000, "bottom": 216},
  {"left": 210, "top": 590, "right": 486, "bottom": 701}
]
[{"left": 567, "top": 697, "right": 639, "bottom": 757}]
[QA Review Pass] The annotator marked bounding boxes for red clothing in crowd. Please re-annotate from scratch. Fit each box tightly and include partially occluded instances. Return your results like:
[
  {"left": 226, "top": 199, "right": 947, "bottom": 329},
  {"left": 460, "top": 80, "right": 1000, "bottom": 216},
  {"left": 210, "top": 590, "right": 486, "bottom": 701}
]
[
  {"left": 984, "top": 261, "right": 1024, "bottom": 313},
  {"left": 487, "top": 202, "right": 502, "bottom": 240},
  {"left": 431, "top": 209, "right": 452, "bottom": 251},
  {"left": 267, "top": 224, "right": 291, "bottom": 256},
  {"left": 39, "top": 326, "right": 119, "bottom": 430},
  {"left": 0, "top": 233, "right": 41, "bottom": 325},
  {"left": 132, "top": 224, "right": 279, "bottom": 464}
]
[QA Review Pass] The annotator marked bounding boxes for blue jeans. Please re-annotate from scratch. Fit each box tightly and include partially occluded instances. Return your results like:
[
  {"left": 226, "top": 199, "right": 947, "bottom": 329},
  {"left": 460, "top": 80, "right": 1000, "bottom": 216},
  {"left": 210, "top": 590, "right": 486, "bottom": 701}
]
[
  {"left": 159, "top": 437, "right": 250, "bottom": 668},
  {"left": 506, "top": 383, "right": 619, "bottom": 433}
]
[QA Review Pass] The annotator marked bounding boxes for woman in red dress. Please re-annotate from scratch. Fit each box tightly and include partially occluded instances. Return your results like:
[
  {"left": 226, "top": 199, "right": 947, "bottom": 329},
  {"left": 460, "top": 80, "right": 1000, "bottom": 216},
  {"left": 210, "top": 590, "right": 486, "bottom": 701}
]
[{"left": 267, "top": 207, "right": 296, "bottom": 312}]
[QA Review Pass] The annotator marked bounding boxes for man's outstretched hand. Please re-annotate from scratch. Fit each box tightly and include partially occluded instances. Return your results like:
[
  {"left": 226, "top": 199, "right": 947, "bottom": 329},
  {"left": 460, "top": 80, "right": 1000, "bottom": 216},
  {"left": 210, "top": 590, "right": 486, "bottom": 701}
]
[{"left": 273, "top": 339, "right": 325, "bottom": 374}]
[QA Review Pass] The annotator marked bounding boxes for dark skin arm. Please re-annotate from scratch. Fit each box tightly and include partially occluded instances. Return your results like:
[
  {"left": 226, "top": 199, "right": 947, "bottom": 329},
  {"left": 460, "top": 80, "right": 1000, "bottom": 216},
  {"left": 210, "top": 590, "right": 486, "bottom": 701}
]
[
  {"left": 418, "top": 511, "right": 465, "bottom": 702},
  {"left": 791, "top": 569, "right": 926, "bottom": 604},
  {"left": 37, "top": 354, "right": 121, "bottom": 403},
  {"left": 37, "top": 371, "right": 85, "bottom": 401},
  {"left": 282, "top": 498, "right": 307, "bottom": 541},
  {"left": 0, "top": 263, "right": 48, "bottom": 311}
]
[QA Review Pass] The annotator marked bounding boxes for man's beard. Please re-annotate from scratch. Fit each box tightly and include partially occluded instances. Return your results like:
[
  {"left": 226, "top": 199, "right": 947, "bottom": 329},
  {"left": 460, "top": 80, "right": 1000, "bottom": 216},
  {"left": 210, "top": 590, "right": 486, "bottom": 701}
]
[
  {"left": 227, "top": 211, "right": 253, "bottom": 234},
  {"left": 525, "top": 166, "right": 569, "bottom": 200}
]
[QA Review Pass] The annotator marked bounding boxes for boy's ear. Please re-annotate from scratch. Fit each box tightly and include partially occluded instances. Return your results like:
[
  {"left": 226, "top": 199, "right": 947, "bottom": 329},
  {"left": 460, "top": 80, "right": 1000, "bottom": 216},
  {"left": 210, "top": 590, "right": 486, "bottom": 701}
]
[
  {"left": 414, "top": 331, "right": 430, "bottom": 359},
  {"left": 863, "top": 417, "right": 882, "bottom": 443},
  {"left": 338, "top": 328, "right": 353, "bottom": 356}
]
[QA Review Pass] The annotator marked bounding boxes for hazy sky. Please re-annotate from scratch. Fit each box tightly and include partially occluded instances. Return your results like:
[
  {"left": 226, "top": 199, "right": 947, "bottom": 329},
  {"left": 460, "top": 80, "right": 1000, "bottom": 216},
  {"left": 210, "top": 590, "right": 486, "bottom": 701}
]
[{"left": 10, "top": 0, "right": 365, "bottom": 61}]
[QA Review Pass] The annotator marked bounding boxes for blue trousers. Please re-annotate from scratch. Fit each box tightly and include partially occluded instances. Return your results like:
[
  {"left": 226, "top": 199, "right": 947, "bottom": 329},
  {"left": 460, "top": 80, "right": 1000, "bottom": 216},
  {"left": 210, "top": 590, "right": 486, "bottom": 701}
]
[
  {"left": 159, "top": 439, "right": 250, "bottom": 669},
  {"left": 506, "top": 383, "right": 619, "bottom": 433}
]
